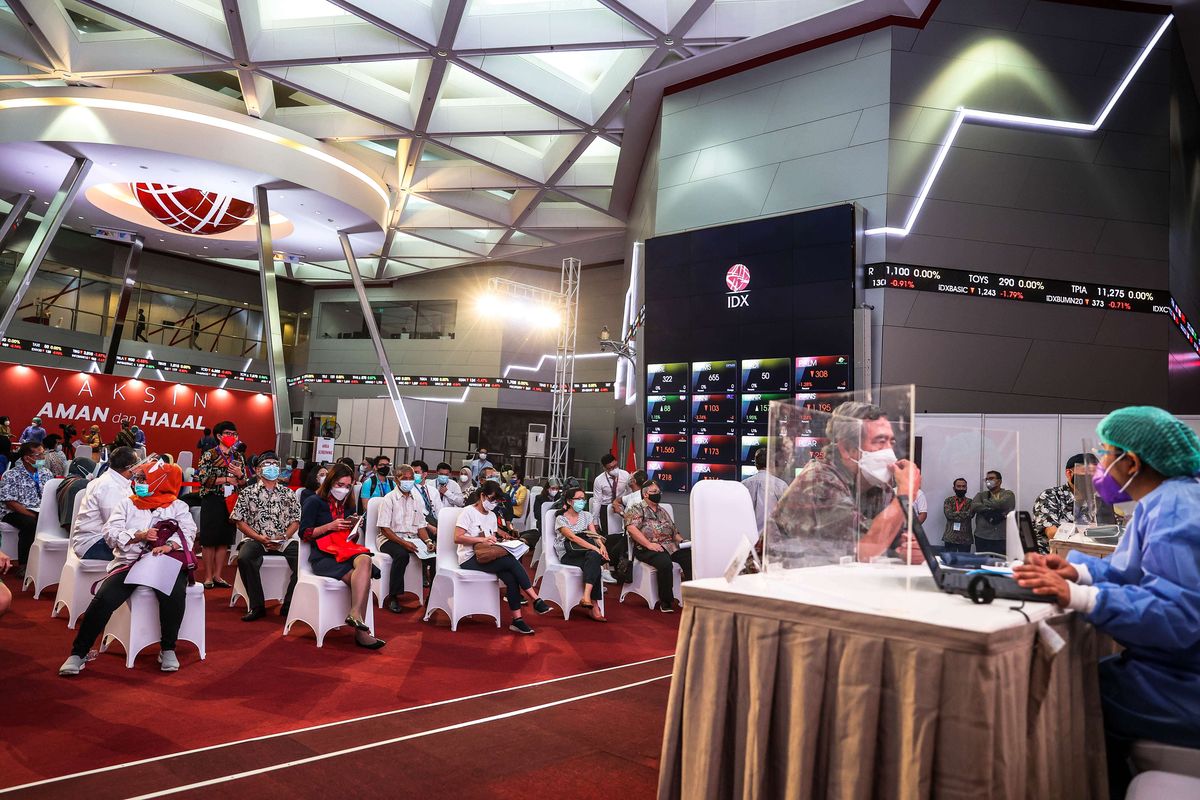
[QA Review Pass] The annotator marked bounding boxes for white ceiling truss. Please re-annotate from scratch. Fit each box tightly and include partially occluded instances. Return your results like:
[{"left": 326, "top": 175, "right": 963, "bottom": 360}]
[{"left": 0, "top": 0, "right": 932, "bottom": 280}]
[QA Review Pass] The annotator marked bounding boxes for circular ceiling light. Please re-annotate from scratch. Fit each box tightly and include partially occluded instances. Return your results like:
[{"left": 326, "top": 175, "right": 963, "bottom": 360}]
[{"left": 131, "top": 182, "right": 255, "bottom": 235}]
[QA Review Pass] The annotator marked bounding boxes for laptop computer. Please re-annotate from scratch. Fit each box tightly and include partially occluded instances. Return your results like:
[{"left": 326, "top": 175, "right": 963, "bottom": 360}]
[{"left": 901, "top": 499, "right": 1053, "bottom": 605}]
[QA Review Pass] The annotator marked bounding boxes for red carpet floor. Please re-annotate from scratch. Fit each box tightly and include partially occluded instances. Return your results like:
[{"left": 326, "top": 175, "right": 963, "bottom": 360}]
[{"left": 0, "top": 565, "right": 681, "bottom": 798}]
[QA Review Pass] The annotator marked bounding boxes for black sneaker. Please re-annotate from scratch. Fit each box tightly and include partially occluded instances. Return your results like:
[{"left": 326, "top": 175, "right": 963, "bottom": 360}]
[
  {"left": 533, "top": 598, "right": 551, "bottom": 615},
  {"left": 509, "top": 618, "right": 534, "bottom": 635},
  {"left": 659, "top": 602, "right": 675, "bottom": 613}
]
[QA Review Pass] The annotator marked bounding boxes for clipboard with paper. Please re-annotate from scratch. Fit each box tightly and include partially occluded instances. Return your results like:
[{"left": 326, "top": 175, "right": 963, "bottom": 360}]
[{"left": 126, "top": 551, "right": 184, "bottom": 594}]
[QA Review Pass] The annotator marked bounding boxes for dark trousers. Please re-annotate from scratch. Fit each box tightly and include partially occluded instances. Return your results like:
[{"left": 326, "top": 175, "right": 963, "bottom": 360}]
[
  {"left": 3, "top": 511, "right": 37, "bottom": 564},
  {"left": 462, "top": 553, "right": 531, "bottom": 610},
  {"left": 596, "top": 503, "right": 610, "bottom": 535},
  {"left": 942, "top": 541, "right": 972, "bottom": 553},
  {"left": 236, "top": 540, "right": 298, "bottom": 611},
  {"left": 561, "top": 548, "right": 604, "bottom": 600},
  {"left": 83, "top": 540, "right": 115, "bottom": 560},
  {"left": 379, "top": 540, "right": 412, "bottom": 598},
  {"left": 634, "top": 547, "right": 692, "bottom": 607},
  {"left": 973, "top": 537, "right": 1004, "bottom": 555},
  {"left": 72, "top": 569, "right": 187, "bottom": 657}
]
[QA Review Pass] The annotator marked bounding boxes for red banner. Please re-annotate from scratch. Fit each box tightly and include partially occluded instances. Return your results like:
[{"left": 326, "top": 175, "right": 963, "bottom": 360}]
[{"left": 0, "top": 363, "right": 277, "bottom": 458}]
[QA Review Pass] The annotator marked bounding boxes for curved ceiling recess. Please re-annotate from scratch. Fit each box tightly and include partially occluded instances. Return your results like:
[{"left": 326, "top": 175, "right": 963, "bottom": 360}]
[{"left": 0, "top": 88, "right": 391, "bottom": 230}]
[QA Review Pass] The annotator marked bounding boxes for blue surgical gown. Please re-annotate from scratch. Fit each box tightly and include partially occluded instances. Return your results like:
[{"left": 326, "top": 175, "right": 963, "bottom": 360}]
[{"left": 1068, "top": 476, "right": 1200, "bottom": 746}]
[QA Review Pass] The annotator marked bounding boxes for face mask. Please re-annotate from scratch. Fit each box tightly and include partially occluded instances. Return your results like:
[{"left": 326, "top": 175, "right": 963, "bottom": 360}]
[
  {"left": 482, "top": 499, "right": 497, "bottom": 512},
  {"left": 607, "top": 466, "right": 617, "bottom": 474},
  {"left": 571, "top": 499, "right": 587, "bottom": 512},
  {"left": 219, "top": 433, "right": 238, "bottom": 447},
  {"left": 985, "top": 479, "right": 998, "bottom": 491},
  {"left": 399, "top": 479, "right": 414, "bottom": 493},
  {"left": 330, "top": 486, "right": 350, "bottom": 501},
  {"left": 316, "top": 471, "right": 327, "bottom": 484},
  {"left": 1093, "top": 453, "right": 1136, "bottom": 505},
  {"left": 376, "top": 465, "right": 390, "bottom": 477},
  {"left": 855, "top": 447, "right": 896, "bottom": 488},
  {"left": 437, "top": 475, "right": 450, "bottom": 485},
  {"left": 133, "top": 483, "right": 152, "bottom": 498},
  {"left": 646, "top": 492, "right": 662, "bottom": 503},
  {"left": 413, "top": 472, "right": 423, "bottom": 484},
  {"left": 954, "top": 488, "right": 967, "bottom": 498},
  {"left": 509, "top": 477, "right": 519, "bottom": 486},
  {"left": 33, "top": 458, "right": 45, "bottom": 469},
  {"left": 261, "top": 465, "right": 280, "bottom": 481},
  {"left": 478, "top": 453, "right": 487, "bottom": 460},
  {"left": 459, "top": 474, "right": 470, "bottom": 483},
  {"left": 549, "top": 488, "right": 560, "bottom": 496}
]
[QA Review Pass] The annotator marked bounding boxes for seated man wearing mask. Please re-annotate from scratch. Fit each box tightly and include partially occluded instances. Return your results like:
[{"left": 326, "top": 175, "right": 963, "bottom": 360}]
[
  {"left": 59, "top": 462, "right": 196, "bottom": 676},
  {"left": 0, "top": 442, "right": 53, "bottom": 570},
  {"left": 231, "top": 452, "right": 301, "bottom": 622},
  {"left": 359, "top": 453, "right": 395, "bottom": 503},
  {"left": 1032, "top": 453, "right": 1113, "bottom": 553},
  {"left": 71, "top": 446, "right": 140, "bottom": 561},
  {"left": 433, "top": 462, "right": 464, "bottom": 508},
  {"left": 1014, "top": 407, "right": 1200, "bottom": 795},
  {"left": 376, "top": 464, "right": 436, "bottom": 613},
  {"left": 771, "top": 402, "right": 924, "bottom": 568},
  {"left": 409, "top": 460, "right": 442, "bottom": 524}
]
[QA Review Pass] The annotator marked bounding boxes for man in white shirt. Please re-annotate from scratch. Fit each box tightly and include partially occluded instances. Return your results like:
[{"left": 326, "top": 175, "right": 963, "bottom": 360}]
[
  {"left": 70, "top": 447, "right": 140, "bottom": 560},
  {"left": 912, "top": 488, "right": 929, "bottom": 525},
  {"left": 376, "top": 464, "right": 436, "bottom": 614},
  {"left": 741, "top": 448, "right": 788, "bottom": 534},
  {"left": 409, "top": 459, "right": 443, "bottom": 524},
  {"left": 591, "top": 453, "right": 629, "bottom": 537},
  {"left": 434, "top": 461, "right": 464, "bottom": 508}
]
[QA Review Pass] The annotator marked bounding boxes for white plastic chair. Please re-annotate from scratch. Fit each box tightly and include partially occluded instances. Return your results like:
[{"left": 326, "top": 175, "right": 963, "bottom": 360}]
[
  {"left": 620, "top": 502, "right": 682, "bottom": 608},
  {"left": 369, "top": 496, "right": 425, "bottom": 609},
  {"left": 100, "top": 582, "right": 206, "bottom": 668},
  {"left": 23, "top": 478, "right": 67, "bottom": 597},
  {"left": 284, "top": 540, "right": 376, "bottom": 646},
  {"left": 0, "top": 521, "right": 18, "bottom": 560},
  {"left": 538, "top": 505, "right": 606, "bottom": 621},
  {"left": 52, "top": 490, "right": 108, "bottom": 628},
  {"left": 423, "top": 506, "right": 501, "bottom": 631},
  {"left": 688, "top": 480, "right": 759, "bottom": 580},
  {"left": 175, "top": 451, "right": 193, "bottom": 471},
  {"left": 230, "top": 540, "right": 296, "bottom": 611},
  {"left": 74, "top": 444, "right": 93, "bottom": 461}
]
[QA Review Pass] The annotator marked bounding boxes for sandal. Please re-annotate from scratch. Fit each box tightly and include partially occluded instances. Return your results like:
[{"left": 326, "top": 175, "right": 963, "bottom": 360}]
[{"left": 211, "top": 578, "right": 231, "bottom": 589}]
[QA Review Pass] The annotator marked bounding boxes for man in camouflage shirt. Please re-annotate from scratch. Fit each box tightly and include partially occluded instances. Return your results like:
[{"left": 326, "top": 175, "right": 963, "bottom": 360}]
[{"left": 771, "top": 402, "right": 925, "bottom": 569}]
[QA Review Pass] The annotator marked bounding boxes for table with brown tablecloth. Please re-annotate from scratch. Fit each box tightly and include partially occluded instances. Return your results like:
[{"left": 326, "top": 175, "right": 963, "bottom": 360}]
[{"left": 658, "top": 567, "right": 1108, "bottom": 799}]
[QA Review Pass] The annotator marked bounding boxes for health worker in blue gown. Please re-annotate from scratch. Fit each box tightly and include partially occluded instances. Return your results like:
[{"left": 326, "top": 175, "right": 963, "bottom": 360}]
[{"left": 1015, "top": 406, "right": 1200, "bottom": 795}]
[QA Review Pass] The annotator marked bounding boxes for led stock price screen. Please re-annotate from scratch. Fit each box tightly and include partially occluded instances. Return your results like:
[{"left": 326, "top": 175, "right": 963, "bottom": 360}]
[
  {"left": 740, "top": 358, "right": 791, "bottom": 393},
  {"left": 740, "top": 435, "right": 769, "bottom": 464},
  {"left": 690, "top": 394, "right": 737, "bottom": 426},
  {"left": 690, "top": 432, "right": 737, "bottom": 464},
  {"left": 646, "top": 395, "right": 687, "bottom": 425},
  {"left": 690, "top": 360, "right": 738, "bottom": 394},
  {"left": 646, "top": 431, "right": 688, "bottom": 461},
  {"left": 646, "top": 362, "right": 689, "bottom": 395},
  {"left": 865, "top": 263, "right": 1170, "bottom": 314},
  {"left": 795, "top": 355, "right": 849, "bottom": 392},
  {"left": 646, "top": 461, "right": 689, "bottom": 494},
  {"left": 740, "top": 393, "right": 792, "bottom": 428},
  {"left": 690, "top": 462, "right": 740, "bottom": 488}
]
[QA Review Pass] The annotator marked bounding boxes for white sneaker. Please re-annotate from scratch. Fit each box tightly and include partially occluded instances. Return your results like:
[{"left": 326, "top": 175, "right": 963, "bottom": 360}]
[
  {"left": 601, "top": 570, "right": 617, "bottom": 584},
  {"left": 58, "top": 655, "right": 86, "bottom": 676},
  {"left": 158, "top": 650, "right": 180, "bottom": 672}
]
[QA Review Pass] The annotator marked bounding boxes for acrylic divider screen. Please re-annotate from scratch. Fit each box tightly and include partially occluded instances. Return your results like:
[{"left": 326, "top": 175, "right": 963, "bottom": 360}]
[{"left": 763, "top": 386, "right": 916, "bottom": 575}]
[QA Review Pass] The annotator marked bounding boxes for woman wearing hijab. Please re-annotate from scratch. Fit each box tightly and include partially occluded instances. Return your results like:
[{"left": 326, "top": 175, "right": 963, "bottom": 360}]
[
  {"left": 58, "top": 461, "right": 196, "bottom": 676},
  {"left": 299, "top": 463, "right": 384, "bottom": 649}
]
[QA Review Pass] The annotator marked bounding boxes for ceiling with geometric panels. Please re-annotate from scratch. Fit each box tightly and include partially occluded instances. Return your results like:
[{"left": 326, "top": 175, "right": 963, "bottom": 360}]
[{"left": 0, "top": 0, "right": 913, "bottom": 281}]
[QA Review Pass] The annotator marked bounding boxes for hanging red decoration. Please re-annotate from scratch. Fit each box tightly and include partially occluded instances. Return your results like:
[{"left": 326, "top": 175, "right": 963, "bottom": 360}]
[{"left": 131, "top": 183, "right": 255, "bottom": 235}]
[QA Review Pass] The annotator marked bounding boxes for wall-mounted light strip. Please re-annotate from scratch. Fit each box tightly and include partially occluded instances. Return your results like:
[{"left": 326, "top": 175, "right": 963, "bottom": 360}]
[
  {"left": 0, "top": 95, "right": 390, "bottom": 207},
  {"left": 867, "top": 14, "right": 1173, "bottom": 238}
]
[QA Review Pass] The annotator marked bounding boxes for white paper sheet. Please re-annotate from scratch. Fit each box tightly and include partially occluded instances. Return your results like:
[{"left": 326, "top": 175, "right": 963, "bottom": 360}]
[
  {"left": 498, "top": 539, "right": 529, "bottom": 560},
  {"left": 125, "top": 552, "right": 183, "bottom": 594}
]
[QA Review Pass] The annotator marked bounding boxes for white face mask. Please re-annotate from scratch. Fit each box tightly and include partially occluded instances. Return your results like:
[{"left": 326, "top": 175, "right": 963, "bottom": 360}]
[
  {"left": 482, "top": 499, "right": 498, "bottom": 512},
  {"left": 330, "top": 486, "right": 350, "bottom": 501},
  {"left": 459, "top": 473, "right": 471, "bottom": 483},
  {"left": 855, "top": 447, "right": 897, "bottom": 488}
]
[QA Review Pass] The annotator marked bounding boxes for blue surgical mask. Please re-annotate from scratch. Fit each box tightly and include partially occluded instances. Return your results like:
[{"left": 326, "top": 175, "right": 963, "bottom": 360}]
[
  {"left": 400, "top": 479, "right": 414, "bottom": 493},
  {"left": 34, "top": 459, "right": 45, "bottom": 469},
  {"left": 133, "top": 483, "right": 151, "bottom": 498},
  {"left": 413, "top": 473, "right": 424, "bottom": 484},
  {"left": 572, "top": 499, "right": 586, "bottom": 512},
  {"left": 261, "top": 465, "right": 280, "bottom": 481},
  {"left": 510, "top": 477, "right": 519, "bottom": 486},
  {"left": 437, "top": 475, "right": 449, "bottom": 485}
]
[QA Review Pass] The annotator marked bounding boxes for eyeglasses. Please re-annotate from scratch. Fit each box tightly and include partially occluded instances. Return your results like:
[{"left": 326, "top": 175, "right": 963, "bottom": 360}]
[{"left": 1091, "top": 446, "right": 1122, "bottom": 459}]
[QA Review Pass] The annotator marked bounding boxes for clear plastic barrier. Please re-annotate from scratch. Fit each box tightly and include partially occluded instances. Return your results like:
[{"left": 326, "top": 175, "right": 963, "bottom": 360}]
[{"left": 764, "top": 385, "right": 916, "bottom": 572}]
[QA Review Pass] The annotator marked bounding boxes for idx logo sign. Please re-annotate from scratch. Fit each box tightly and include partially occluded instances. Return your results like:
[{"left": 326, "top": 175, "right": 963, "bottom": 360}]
[{"left": 726, "top": 263, "right": 750, "bottom": 308}]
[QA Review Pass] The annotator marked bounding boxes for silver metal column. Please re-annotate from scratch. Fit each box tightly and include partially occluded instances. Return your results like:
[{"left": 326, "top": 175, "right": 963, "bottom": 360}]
[
  {"left": 103, "top": 235, "right": 144, "bottom": 374},
  {"left": 0, "top": 158, "right": 92, "bottom": 340},
  {"left": 339, "top": 230, "right": 417, "bottom": 448},
  {"left": 549, "top": 257, "right": 580, "bottom": 482},
  {"left": 254, "top": 186, "right": 293, "bottom": 456},
  {"left": 0, "top": 194, "right": 32, "bottom": 253}
]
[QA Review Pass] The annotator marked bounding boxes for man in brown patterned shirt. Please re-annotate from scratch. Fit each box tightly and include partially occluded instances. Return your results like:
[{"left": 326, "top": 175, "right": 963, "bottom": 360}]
[
  {"left": 770, "top": 402, "right": 925, "bottom": 569},
  {"left": 230, "top": 451, "right": 301, "bottom": 621}
]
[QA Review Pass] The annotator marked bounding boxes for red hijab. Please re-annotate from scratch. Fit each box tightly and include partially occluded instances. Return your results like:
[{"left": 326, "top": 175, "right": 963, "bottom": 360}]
[{"left": 131, "top": 462, "right": 183, "bottom": 511}]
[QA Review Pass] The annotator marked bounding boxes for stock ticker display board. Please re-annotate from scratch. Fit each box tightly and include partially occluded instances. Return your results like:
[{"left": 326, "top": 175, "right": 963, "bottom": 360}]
[{"left": 643, "top": 206, "right": 857, "bottom": 491}]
